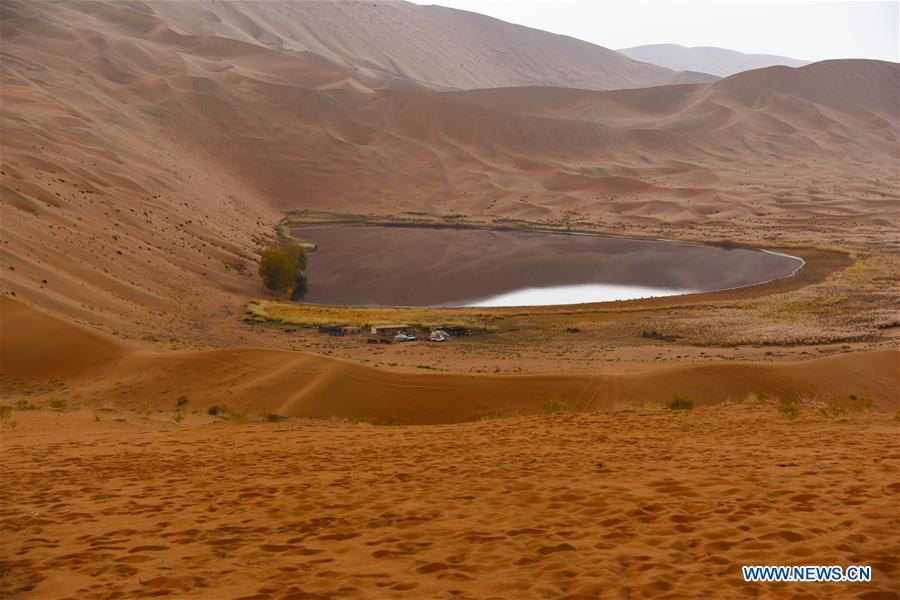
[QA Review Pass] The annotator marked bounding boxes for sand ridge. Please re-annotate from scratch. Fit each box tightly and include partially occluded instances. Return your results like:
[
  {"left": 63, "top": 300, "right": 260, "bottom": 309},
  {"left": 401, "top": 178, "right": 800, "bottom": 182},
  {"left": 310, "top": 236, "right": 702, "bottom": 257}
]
[{"left": 2, "top": 298, "right": 897, "bottom": 424}]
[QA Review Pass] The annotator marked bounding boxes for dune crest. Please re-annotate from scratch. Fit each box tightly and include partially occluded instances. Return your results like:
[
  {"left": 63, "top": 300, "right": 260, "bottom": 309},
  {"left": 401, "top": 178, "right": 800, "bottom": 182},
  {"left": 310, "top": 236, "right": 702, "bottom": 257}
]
[{"left": 3, "top": 298, "right": 897, "bottom": 424}]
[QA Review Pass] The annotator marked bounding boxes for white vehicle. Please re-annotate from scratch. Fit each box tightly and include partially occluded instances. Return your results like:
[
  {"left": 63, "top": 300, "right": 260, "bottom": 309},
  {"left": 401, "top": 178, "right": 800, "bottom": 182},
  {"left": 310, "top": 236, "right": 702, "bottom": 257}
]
[
  {"left": 429, "top": 330, "right": 450, "bottom": 342},
  {"left": 393, "top": 333, "right": 417, "bottom": 343}
]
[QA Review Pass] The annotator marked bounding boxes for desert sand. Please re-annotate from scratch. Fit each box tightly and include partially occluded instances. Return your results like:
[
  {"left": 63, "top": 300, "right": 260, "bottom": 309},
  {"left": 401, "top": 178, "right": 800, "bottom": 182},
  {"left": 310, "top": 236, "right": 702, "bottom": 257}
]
[
  {"left": 2, "top": 407, "right": 899, "bottom": 599},
  {"left": 1, "top": 0, "right": 899, "bottom": 598}
]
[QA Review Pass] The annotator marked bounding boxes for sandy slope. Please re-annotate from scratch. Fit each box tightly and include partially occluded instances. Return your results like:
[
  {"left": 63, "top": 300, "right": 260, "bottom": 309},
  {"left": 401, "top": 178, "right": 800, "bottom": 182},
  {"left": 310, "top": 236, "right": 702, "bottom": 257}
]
[
  {"left": 2, "top": 408, "right": 898, "bottom": 599},
  {"left": 144, "top": 0, "right": 714, "bottom": 91}
]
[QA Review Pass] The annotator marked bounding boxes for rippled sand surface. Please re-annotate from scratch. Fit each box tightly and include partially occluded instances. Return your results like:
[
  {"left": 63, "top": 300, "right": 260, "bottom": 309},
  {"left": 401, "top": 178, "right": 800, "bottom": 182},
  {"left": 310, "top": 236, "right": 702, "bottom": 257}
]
[{"left": 1, "top": 407, "right": 897, "bottom": 599}]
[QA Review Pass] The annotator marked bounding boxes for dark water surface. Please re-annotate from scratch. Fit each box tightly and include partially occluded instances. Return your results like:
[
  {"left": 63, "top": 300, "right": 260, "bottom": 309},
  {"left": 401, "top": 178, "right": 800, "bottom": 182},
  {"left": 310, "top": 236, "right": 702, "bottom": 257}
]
[{"left": 292, "top": 225, "right": 803, "bottom": 307}]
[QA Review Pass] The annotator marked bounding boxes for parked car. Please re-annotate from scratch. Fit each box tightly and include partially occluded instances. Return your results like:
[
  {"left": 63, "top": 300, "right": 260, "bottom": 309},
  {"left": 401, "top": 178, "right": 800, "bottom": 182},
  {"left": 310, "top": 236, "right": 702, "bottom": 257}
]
[
  {"left": 393, "top": 333, "right": 417, "bottom": 343},
  {"left": 429, "top": 330, "right": 450, "bottom": 342}
]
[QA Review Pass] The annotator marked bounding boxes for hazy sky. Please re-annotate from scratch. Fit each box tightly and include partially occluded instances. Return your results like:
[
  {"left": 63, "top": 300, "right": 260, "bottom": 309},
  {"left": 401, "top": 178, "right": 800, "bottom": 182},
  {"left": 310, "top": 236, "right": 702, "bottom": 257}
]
[{"left": 410, "top": 1, "right": 899, "bottom": 62}]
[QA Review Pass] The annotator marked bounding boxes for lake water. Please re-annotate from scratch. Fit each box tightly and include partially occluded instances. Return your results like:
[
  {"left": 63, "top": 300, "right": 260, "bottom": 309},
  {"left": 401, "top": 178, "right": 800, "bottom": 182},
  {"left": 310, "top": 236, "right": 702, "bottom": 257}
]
[{"left": 291, "top": 224, "right": 803, "bottom": 307}]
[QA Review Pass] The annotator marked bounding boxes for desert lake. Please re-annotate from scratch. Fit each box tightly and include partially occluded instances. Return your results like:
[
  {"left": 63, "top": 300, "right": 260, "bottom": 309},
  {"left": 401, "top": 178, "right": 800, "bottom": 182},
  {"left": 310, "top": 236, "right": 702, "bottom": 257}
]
[{"left": 292, "top": 224, "right": 804, "bottom": 307}]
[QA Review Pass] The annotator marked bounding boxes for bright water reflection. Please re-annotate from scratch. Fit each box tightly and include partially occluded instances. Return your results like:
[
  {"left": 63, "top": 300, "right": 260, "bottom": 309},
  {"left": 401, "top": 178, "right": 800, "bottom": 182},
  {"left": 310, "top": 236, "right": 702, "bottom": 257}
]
[{"left": 461, "top": 284, "right": 692, "bottom": 307}]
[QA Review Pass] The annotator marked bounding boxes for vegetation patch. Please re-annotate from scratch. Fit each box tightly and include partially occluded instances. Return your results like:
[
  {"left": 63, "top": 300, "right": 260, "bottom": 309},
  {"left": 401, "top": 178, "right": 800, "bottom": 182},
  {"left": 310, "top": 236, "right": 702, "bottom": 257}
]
[
  {"left": 542, "top": 396, "right": 570, "bottom": 414},
  {"left": 246, "top": 299, "right": 500, "bottom": 331},
  {"left": 820, "top": 394, "right": 873, "bottom": 420},
  {"left": 47, "top": 397, "right": 67, "bottom": 412},
  {"left": 665, "top": 250, "right": 898, "bottom": 346},
  {"left": 778, "top": 399, "right": 802, "bottom": 421},
  {"left": 258, "top": 239, "right": 309, "bottom": 300},
  {"left": 666, "top": 395, "right": 693, "bottom": 411}
]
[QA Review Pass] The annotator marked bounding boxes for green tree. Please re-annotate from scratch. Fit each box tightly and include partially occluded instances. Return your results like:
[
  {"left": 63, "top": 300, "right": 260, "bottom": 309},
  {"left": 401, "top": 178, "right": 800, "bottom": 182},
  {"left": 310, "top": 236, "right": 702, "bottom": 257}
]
[
  {"left": 258, "top": 240, "right": 309, "bottom": 297},
  {"left": 291, "top": 272, "right": 309, "bottom": 301},
  {"left": 258, "top": 245, "right": 296, "bottom": 294},
  {"left": 283, "top": 241, "right": 307, "bottom": 272}
]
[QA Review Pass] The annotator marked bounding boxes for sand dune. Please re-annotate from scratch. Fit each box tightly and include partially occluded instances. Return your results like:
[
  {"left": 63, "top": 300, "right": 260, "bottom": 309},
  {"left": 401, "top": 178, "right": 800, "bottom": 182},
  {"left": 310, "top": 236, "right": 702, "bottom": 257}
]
[
  {"left": 619, "top": 44, "right": 809, "bottom": 77},
  {"left": 3, "top": 298, "right": 897, "bottom": 424},
  {"left": 145, "top": 0, "right": 715, "bottom": 91}
]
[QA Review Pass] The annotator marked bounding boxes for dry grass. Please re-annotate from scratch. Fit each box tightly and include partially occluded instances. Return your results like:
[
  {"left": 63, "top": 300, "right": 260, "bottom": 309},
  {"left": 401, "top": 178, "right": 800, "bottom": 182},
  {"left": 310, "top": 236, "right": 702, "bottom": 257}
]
[
  {"left": 665, "top": 250, "right": 900, "bottom": 346},
  {"left": 246, "top": 300, "right": 502, "bottom": 330}
]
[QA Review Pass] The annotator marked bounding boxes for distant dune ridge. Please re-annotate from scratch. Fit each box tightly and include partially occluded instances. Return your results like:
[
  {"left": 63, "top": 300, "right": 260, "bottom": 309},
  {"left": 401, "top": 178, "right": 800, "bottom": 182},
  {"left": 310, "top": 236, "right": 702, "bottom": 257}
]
[
  {"left": 619, "top": 43, "right": 810, "bottom": 77},
  {"left": 0, "top": 0, "right": 898, "bottom": 341},
  {"left": 145, "top": 0, "right": 717, "bottom": 90}
]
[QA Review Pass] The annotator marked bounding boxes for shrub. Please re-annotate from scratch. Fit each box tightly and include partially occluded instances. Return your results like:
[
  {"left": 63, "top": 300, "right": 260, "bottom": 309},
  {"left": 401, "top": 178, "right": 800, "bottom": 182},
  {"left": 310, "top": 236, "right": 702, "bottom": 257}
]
[
  {"left": 820, "top": 401, "right": 849, "bottom": 420},
  {"left": 542, "top": 396, "right": 570, "bottom": 414},
  {"left": 745, "top": 392, "right": 769, "bottom": 403},
  {"left": 173, "top": 412, "right": 185, "bottom": 423},
  {"left": 265, "top": 413, "right": 284, "bottom": 422},
  {"left": 47, "top": 397, "right": 67, "bottom": 412},
  {"left": 15, "top": 399, "right": 36, "bottom": 411},
  {"left": 0, "top": 405, "right": 11, "bottom": 419},
  {"left": 847, "top": 394, "right": 873, "bottom": 411},
  {"left": 821, "top": 395, "right": 873, "bottom": 420},
  {"left": 207, "top": 405, "right": 227, "bottom": 416},
  {"left": 778, "top": 399, "right": 801, "bottom": 421},
  {"left": 176, "top": 395, "right": 189, "bottom": 407},
  {"left": 667, "top": 395, "right": 693, "bottom": 411}
]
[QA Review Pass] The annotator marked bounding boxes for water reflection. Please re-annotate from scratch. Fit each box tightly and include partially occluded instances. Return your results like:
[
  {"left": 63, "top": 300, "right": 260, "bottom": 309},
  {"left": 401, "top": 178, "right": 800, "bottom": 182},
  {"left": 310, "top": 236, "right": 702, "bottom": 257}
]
[{"left": 460, "top": 284, "right": 691, "bottom": 307}]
